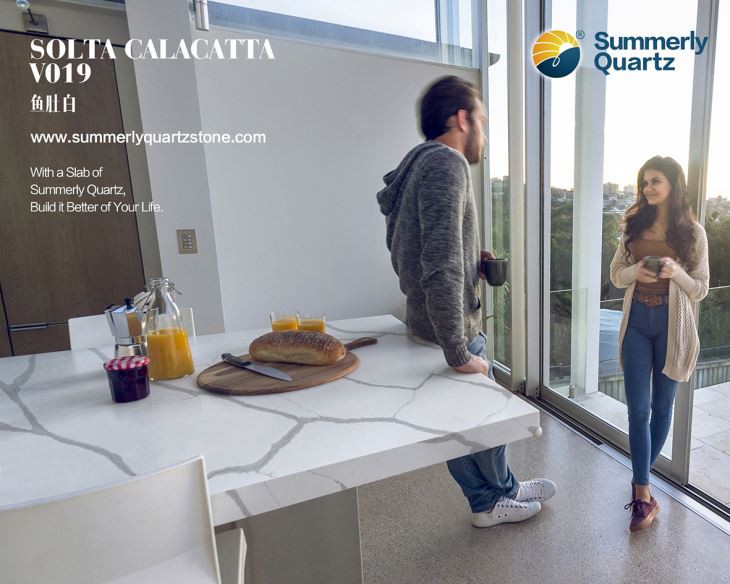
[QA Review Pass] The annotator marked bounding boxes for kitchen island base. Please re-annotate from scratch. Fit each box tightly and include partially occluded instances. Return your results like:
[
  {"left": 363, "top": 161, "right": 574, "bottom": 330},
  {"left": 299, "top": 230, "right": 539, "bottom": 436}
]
[{"left": 236, "top": 488, "right": 362, "bottom": 584}]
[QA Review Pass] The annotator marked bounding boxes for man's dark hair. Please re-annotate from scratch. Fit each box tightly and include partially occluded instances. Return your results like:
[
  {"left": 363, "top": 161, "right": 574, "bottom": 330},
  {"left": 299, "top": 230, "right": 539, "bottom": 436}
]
[{"left": 419, "top": 76, "right": 481, "bottom": 140}]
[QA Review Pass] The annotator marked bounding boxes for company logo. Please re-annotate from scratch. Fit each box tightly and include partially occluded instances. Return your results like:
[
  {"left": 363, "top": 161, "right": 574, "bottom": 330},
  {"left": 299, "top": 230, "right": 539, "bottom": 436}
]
[
  {"left": 593, "top": 31, "right": 707, "bottom": 75},
  {"left": 532, "top": 30, "right": 581, "bottom": 78}
]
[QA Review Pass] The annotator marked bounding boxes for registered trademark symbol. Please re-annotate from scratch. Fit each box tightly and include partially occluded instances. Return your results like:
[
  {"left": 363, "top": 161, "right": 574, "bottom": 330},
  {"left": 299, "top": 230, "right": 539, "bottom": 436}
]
[{"left": 576, "top": 30, "right": 585, "bottom": 39}]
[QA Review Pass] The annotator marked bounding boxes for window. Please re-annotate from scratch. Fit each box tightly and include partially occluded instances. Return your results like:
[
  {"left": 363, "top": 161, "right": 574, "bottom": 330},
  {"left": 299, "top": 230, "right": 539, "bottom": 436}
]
[
  {"left": 208, "top": 0, "right": 476, "bottom": 67},
  {"left": 544, "top": 0, "right": 699, "bottom": 462},
  {"left": 215, "top": 0, "right": 437, "bottom": 41},
  {"left": 690, "top": 2, "right": 730, "bottom": 506},
  {"left": 485, "top": 0, "right": 511, "bottom": 369}
]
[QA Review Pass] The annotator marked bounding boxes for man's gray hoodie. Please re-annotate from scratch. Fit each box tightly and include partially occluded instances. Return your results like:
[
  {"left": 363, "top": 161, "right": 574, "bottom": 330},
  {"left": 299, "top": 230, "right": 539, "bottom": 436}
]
[{"left": 377, "top": 141, "right": 482, "bottom": 367}]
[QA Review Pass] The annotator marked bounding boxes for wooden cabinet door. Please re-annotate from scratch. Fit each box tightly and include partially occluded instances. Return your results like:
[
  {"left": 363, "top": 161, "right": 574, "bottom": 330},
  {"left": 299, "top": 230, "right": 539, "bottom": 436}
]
[
  {"left": 0, "top": 32, "right": 145, "bottom": 353},
  {"left": 11, "top": 324, "right": 71, "bottom": 356},
  {"left": 0, "top": 287, "right": 11, "bottom": 357}
]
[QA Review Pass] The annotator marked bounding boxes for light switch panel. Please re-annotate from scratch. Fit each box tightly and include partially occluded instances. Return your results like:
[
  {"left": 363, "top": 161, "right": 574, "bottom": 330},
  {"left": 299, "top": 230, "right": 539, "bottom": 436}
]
[{"left": 177, "top": 229, "right": 197, "bottom": 254}]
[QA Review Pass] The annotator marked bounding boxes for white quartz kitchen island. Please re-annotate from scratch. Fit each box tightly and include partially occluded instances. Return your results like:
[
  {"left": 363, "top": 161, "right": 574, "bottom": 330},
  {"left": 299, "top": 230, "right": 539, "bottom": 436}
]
[{"left": 0, "top": 315, "right": 540, "bottom": 582}]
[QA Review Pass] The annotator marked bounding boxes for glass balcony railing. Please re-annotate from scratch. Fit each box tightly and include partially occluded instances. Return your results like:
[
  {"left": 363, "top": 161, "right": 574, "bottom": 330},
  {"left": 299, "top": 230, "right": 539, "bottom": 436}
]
[
  {"left": 695, "top": 285, "right": 730, "bottom": 390},
  {"left": 547, "top": 286, "right": 730, "bottom": 402}
]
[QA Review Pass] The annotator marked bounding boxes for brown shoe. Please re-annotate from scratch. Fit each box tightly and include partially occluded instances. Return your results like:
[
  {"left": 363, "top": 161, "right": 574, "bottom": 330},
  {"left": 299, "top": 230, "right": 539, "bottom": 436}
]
[{"left": 625, "top": 497, "right": 660, "bottom": 532}]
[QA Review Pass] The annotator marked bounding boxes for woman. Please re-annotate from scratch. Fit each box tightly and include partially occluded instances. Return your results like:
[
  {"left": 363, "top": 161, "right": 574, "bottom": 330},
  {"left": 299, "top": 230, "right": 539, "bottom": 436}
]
[{"left": 610, "top": 156, "right": 709, "bottom": 532}]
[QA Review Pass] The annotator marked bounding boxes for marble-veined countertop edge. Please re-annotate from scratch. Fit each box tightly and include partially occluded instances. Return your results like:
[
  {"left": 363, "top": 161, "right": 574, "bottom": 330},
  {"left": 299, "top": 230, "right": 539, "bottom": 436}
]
[{"left": 0, "top": 314, "right": 541, "bottom": 521}]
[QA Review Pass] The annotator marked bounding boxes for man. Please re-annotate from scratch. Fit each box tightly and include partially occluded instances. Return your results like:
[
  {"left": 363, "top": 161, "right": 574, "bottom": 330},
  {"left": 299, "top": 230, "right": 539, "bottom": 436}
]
[{"left": 377, "top": 76, "right": 556, "bottom": 528}]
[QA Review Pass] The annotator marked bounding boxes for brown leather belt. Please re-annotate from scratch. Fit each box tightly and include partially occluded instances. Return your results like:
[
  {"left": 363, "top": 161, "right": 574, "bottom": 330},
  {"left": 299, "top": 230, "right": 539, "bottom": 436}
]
[{"left": 634, "top": 291, "right": 669, "bottom": 307}]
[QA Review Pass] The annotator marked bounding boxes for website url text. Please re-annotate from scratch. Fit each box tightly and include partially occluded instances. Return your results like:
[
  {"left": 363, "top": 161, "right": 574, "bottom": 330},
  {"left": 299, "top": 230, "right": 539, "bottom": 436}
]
[{"left": 30, "top": 131, "right": 267, "bottom": 146}]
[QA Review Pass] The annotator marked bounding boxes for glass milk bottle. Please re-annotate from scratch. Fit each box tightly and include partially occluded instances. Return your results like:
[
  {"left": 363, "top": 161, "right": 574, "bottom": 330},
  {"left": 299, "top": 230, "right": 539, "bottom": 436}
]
[{"left": 143, "top": 278, "right": 194, "bottom": 380}]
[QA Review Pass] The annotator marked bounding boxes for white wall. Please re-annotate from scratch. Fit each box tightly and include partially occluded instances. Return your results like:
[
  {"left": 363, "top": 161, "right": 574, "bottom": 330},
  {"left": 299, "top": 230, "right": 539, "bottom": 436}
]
[
  {"left": 125, "top": 0, "right": 480, "bottom": 332},
  {"left": 126, "top": 0, "right": 226, "bottom": 334},
  {"left": 115, "top": 52, "right": 163, "bottom": 283},
  {"left": 193, "top": 31, "right": 481, "bottom": 331}
]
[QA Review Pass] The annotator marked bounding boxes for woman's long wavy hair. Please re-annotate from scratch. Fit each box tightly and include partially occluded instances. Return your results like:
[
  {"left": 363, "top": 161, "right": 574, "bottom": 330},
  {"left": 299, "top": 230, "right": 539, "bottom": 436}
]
[{"left": 622, "top": 156, "right": 697, "bottom": 267}]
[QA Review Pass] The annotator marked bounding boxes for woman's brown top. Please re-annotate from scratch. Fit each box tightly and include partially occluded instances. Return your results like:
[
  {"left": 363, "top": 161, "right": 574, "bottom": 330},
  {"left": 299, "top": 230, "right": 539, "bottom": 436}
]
[
  {"left": 631, "top": 237, "right": 677, "bottom": 296},
  {"left": 610, "top": 222, "right": 710, "bottom": 382}
]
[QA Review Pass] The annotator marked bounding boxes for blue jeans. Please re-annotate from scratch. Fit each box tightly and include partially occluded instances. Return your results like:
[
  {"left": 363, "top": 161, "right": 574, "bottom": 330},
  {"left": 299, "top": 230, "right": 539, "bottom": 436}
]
[
  {"left": 621, "top": 300, "right": 678, "bottom": 486},
  {"left": 445, "top": 332, "right": 519, "bottom": 512}
]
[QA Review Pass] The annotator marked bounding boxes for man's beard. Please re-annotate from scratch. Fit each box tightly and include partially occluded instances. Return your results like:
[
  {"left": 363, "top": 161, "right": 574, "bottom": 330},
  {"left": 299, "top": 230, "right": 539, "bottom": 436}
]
[{"left": 464, "top": 126, "right": 483, "bottom": 164}]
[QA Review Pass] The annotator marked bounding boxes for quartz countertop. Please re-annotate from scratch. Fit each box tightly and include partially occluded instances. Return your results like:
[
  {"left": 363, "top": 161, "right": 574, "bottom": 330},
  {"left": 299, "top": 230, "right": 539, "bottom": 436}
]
[{"left": 0, "top": 315, "right": 540, "bottom": 525}]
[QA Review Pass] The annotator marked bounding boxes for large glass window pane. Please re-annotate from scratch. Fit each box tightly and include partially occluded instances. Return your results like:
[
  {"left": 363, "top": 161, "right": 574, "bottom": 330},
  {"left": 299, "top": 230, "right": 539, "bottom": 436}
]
[
  {"left": 209, "top": 1, "right": 475, "bottom": 67},
  {"left": 217, "top": 0, "right": 437, "bottom": 40},
  {"left": 545, "top": 0, "right": 699, "bottom": 464},
  {"left": 690, "top": 4, "right": 730, "bottom": 506},
  {"left": 486, "top": 0, "right": 511, "bottom": 369},
  {"left": 547, "top": 0, "right": 576, "bottom": 390}
]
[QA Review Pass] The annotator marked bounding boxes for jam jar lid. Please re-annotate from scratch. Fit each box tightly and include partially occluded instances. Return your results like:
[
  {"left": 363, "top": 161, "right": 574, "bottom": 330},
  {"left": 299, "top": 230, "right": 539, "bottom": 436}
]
[{"left": 104, "top": 356, "right": 150, "bottom": 371}]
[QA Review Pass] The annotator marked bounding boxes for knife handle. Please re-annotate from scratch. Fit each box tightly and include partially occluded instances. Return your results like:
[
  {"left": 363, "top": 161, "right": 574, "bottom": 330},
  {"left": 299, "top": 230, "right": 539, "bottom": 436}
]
[
  {"left": 343, "top": 337, "right": 378, "bottom": 351},
  {"left": 221, "top": 353, "right": 251, "bottom": 367}
]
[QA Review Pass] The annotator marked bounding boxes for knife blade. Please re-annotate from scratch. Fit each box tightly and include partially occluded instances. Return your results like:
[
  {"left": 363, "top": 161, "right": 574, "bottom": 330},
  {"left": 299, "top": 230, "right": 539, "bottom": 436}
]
[{"left": 221, "top": 353, "right": 293, "bottom": 382}]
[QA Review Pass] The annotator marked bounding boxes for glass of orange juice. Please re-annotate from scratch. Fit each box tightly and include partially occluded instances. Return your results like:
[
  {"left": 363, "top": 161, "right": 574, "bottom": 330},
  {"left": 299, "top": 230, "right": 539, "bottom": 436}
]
[
  {"left": 270, "top": 312, "right": 298, "bottom": 331},
  {"left": 297, "top": 312, "right": 326, "bottom": 333}
]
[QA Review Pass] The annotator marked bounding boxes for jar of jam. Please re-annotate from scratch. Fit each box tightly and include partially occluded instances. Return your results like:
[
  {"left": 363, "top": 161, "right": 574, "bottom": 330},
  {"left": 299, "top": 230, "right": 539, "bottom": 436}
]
[{"left": 103, "top": 356, "right": 150, "bottom": 403}]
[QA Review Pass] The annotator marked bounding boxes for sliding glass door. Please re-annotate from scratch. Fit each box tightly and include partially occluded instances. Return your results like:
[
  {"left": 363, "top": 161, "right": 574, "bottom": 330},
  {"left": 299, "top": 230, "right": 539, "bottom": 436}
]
[
  {"left": 539, "top": 0, "right": 726, "bottom": 507},
  {"left": 688, "top": 0, "right": 730, "bottom": 506}
]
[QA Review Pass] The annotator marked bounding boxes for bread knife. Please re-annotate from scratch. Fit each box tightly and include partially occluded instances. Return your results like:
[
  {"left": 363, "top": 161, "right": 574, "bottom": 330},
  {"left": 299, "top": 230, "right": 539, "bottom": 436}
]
[{"left": 221, "top": 353, "right": 293, "bottom": 382}]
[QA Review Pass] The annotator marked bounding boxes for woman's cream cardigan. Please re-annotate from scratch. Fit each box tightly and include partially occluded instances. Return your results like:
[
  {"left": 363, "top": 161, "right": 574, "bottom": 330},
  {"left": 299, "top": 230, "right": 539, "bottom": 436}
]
[{"left": 609, "top": 222, "right": 710, "bottom": 382}]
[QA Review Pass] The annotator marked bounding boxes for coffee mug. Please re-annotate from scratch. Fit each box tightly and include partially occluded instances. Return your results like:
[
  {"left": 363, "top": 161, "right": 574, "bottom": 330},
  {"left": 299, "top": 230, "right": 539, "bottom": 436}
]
[
  {"left": 482, "top": 258, "right": 508, "bottom": 287},
  {"left": 643, "top": 256, "right": 663, "bottom": 277}
]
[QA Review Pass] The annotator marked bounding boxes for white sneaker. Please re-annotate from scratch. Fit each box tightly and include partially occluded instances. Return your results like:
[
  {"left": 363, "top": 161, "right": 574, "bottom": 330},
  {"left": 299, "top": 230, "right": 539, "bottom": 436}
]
[
  {"left": 515, "top": 478, "right": 557, "bottom": 503},
  {"left": 471, "top": 497, "right": 541, "bottom": 528}
]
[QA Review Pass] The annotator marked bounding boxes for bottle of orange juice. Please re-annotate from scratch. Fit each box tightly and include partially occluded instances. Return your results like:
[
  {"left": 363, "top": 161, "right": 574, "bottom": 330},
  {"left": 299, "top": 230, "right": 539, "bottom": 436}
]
[{"left": 143, "top": 278, "right": 194, "bottom": 380}]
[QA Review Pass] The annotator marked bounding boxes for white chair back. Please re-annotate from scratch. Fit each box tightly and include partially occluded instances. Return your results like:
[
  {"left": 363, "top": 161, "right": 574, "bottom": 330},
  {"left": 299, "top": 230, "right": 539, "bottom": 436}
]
[
  {"left": 0, "top": 457, "right": 222, "bottom": 584},
  {"left": 68, "top": 313, "right": 113, "bottom": 350},
  {"left": 181, "top": 306, "right": 196, "bottom": 337}
]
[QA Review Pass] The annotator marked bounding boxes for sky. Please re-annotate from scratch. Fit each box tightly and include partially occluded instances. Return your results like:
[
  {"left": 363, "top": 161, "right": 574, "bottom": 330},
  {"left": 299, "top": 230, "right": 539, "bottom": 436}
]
[
  {"left": 223, "top": 0, "right": 727, "bottom": 199},
  {"left": 546, "top": 0, "right": 729, "bottom": 199}
]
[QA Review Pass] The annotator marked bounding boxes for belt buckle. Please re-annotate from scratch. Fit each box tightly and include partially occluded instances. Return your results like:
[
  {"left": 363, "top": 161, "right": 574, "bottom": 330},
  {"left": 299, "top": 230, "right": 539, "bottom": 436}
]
[
  {"left": 636, "top": 292, "right": 663, "bottom": 307},
  {"left": 644, "top": 295, "right": 662, "bottom": 308}
]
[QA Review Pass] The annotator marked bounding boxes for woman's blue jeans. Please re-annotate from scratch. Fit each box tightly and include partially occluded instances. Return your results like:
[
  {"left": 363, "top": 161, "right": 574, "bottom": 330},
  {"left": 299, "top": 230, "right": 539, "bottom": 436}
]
[
  {"left": 621, "top": 300, "right": 678, "bottom": 486},
  {"left": 445, "top": 332, "right": 519, "bottom": 512}
]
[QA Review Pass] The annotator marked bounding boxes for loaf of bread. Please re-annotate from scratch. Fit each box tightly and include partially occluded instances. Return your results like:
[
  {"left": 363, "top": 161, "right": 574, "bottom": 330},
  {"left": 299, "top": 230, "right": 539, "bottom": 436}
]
[{"left": 249, "top": 330, "right": 346, "bottom": 365}]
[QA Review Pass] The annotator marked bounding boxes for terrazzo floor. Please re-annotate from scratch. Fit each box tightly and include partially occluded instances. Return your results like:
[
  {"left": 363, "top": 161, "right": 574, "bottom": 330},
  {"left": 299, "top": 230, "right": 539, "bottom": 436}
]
[{"left": 359, "top": 409, "right": 730, "bottom": 584}]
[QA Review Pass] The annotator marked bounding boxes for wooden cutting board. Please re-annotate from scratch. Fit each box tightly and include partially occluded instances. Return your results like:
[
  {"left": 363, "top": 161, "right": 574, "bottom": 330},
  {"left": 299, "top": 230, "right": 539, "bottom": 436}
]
[
  {"left": 196, "top": 337, "right": 376, "bottom": 396},
  {"left": 196, "top": 353, "right": 359, "bottom": 395}
]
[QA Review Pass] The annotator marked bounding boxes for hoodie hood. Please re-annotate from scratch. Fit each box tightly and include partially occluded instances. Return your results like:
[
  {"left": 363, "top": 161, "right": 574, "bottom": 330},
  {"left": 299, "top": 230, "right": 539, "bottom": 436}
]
[{"left": 377, "top": 141, "right": 445, "bottom": 216}]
